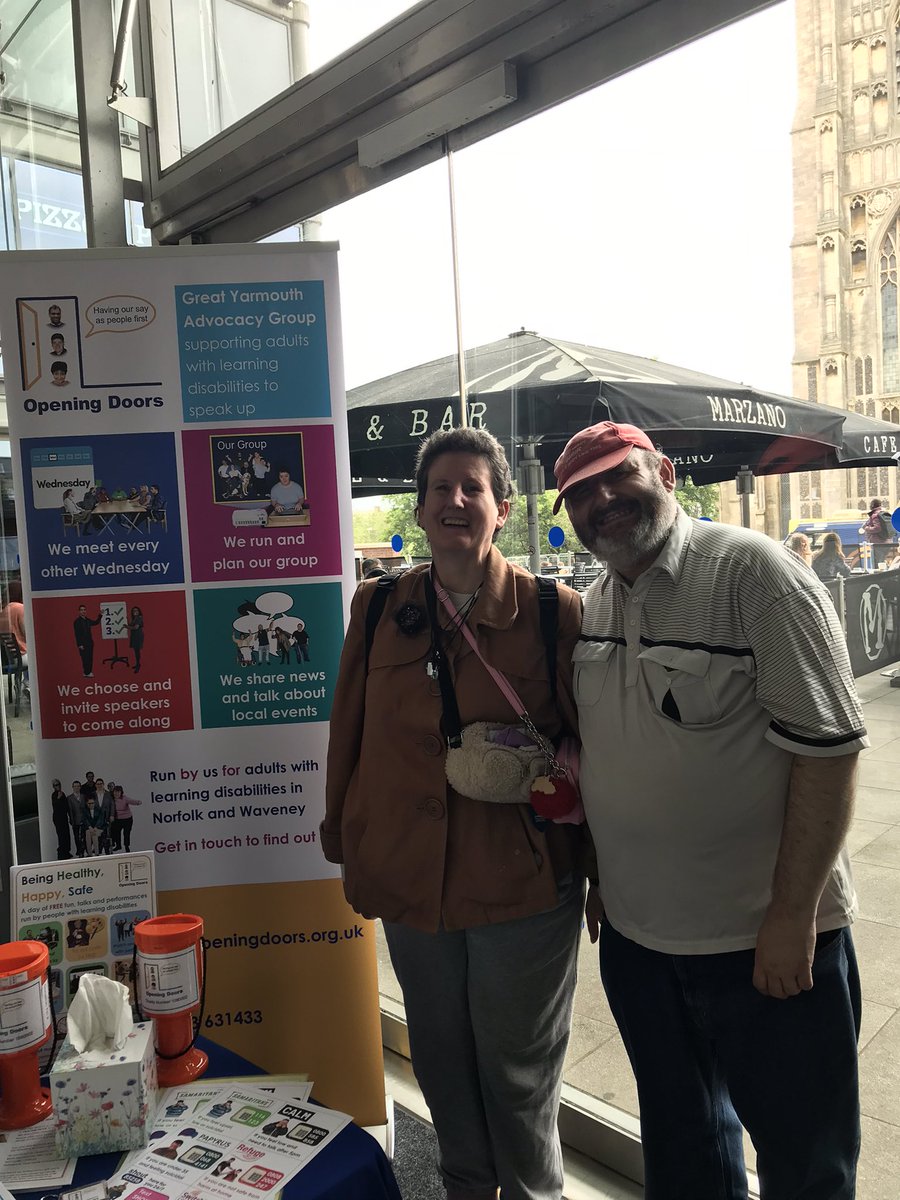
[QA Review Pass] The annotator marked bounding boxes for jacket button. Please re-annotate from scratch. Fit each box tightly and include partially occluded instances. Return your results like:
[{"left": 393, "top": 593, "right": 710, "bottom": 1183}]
[
  {"left": 423, "top": 735, "right": 442, "bottom": 756},
  {"left": 424, "top": 797, "right": 445, "bottom": 819}
]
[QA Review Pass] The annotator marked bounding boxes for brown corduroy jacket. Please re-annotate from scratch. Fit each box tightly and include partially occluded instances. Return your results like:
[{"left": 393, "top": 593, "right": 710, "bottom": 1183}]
[{"left": 321, "top": 548, "right": 586, "bottom": 933}]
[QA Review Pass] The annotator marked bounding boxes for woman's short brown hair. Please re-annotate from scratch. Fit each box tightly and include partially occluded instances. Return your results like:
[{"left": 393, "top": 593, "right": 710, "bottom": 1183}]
[{"left": 414, "top": 427, "right": 514, "bottom": 506}]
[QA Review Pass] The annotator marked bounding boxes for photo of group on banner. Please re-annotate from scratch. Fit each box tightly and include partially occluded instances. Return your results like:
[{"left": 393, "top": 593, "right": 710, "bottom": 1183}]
[
  {"left": 51, "top": 772, "right": 143, "bottom": 859},
  {"left": 210, "top": 432, "right": 310, "bottom": 525},
  {"left": 62, "top": 479, "right": 166, "bottom": 538}
]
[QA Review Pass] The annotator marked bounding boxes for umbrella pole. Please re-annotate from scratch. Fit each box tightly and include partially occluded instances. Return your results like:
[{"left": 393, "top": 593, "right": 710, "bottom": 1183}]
[
  {"left": 446, "top": 147, "right": 468, "bottom": 427},
  {"left": 736, "top": 467, "right": 754, "bottom": 530},
  {"left": 519, "top": 442, "right": 543, "bottom": 576}
]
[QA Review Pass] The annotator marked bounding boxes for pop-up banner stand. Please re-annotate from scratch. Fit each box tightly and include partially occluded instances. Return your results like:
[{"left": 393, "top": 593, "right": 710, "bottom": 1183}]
[{"left": 0, "top": 246, "right": 385, "bottom": 1125}]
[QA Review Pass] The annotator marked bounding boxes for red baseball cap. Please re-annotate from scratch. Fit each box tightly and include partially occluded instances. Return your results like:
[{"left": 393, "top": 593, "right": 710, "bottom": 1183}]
[{"left": 553, "top": 421, "right": 656, "bottom": 513}]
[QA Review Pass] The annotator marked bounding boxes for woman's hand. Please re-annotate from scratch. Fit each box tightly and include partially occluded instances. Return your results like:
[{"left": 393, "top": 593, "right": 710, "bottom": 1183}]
[{"left": 585, "top": 883, "right": 604, "bottom": 944}]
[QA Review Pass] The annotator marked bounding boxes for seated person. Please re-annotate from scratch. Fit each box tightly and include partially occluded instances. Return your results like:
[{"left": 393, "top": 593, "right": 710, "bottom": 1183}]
[{"left": 268, "top": 468, "right": 308, "bottom": 515}]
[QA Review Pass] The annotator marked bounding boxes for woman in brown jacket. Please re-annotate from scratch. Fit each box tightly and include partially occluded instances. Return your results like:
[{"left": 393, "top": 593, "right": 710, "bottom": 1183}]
[{"left": 324, "top": 428, "right": 584, "bottom": 1200}]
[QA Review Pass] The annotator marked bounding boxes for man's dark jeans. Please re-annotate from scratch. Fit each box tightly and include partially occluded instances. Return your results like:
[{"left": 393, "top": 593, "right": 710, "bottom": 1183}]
[{"left": 600, "top": 920, "right": 861, "bottom": 1200}]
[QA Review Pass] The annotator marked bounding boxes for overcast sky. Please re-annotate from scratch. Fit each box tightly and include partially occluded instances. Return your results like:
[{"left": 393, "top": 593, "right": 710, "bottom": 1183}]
[{"left": 306, "top": 1, "right": 798, "bottom": 397}]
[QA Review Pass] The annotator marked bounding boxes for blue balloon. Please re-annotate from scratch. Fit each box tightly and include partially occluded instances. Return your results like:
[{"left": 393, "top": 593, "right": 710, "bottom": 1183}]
[
  {"left": 892, "top": 507, "right": 900, "bottom": 534},
  {"left": 547, "top": 525, "right": 565, "bottom": 548},
  {"left": 391, "top": 534, "right": 404, "bottom": 552}
]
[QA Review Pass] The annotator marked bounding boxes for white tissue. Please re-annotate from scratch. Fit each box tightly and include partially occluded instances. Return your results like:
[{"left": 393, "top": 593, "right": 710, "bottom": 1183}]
[{"left": 67, "top": 972, "right": 133, "bottom": 1052}]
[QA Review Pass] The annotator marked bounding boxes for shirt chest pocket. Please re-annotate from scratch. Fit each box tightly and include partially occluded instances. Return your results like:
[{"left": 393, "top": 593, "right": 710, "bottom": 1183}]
[
  {"left": 572, "top": 641, "right": 618, "bottom": 707},
  {"left": 638, "top": 645, "right": 755, "bottom": 727}
]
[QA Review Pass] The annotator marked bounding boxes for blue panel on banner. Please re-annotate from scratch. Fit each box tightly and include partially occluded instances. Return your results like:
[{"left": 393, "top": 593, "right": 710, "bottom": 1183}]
[
  {"left": 21, "top": 432, "right": 185, "bottom": 591},
  {"left": 175, "top": 281, "right": 332, "bottom": 422}
]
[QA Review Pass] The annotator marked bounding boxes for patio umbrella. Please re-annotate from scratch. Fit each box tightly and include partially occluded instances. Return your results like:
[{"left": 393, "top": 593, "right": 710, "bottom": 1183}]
[
  {"left": 680, "top": 407, "right": 900, "bottom": 484},
  {"left": 347, "top": 331, "right": 846, "bottom": 495}
]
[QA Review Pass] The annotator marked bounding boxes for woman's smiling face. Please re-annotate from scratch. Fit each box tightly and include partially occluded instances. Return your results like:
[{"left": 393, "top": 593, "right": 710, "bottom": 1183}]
[{"left": 418, "top": 452, "right": 509, "bottom": 562}]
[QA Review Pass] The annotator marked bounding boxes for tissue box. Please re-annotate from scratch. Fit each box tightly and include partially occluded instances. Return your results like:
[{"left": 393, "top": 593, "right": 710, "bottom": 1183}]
[{"left": 50, "top": 1022, "right": 158, "bottom": 1157}]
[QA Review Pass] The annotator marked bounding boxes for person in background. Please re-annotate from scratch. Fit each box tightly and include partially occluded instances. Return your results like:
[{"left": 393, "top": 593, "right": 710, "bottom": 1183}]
[
  {"left": 127, "top": 606, "right": 145, "bottom": 673},
  {"left": 95, "top": 778, "right": 114, "bottom": 853},
  {"left": 67, "top": 779, "right": 86, "bottom": 858},
  {"left": 110, "top": 784, "right": 142, "bottom": 852},
  {"left": 555, "top": 420, "right": 866, "bottom": 1200},
  {"left": 51, "top": 779, "right": 71, "bottom": 859},
  {"left": 812, "top": 531, "right": 853, "bottom": 582},
  {"left": 292, "top": 622, "right": 310, "bottom": 662},
  {"left": 859, "top": 498, "right": 895, "bottom": 544},
  {"left": 788, "top": 532, "right": 813, "bottom": 568},
  {"left": 324, "top": 426, "right": 585, "bottom": 1200},
  {"left": 82, "top": 793, "right": 106, "bottom": 856},
  {"left": 268, "top": 467, "right": 308, "bottom": 514},
  {"left": 361, "top": 557, "right": 388, "bottom": 580},
  {"left": 62, "top": 487, "right": 94, "bottom": 535},
  {"left": 73, "top": 604, "right": 101, "bottom": 678},
  {"left": 0, "top": 580, "right": 28, "bottom": 668},
  {"left": 273, "top": 625, "right": 292, "bottom": 664}
]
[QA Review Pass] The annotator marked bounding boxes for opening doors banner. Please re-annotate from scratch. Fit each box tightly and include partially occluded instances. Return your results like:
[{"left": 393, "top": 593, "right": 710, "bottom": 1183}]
[{"left": 0, "top": 245, "right": 385, "bottom": 1126}]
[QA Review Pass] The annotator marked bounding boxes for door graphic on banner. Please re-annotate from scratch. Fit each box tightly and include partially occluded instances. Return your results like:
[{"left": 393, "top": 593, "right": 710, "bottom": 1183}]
[{"left": 0, "top": 245, "right": 382, "bottom": 1125}]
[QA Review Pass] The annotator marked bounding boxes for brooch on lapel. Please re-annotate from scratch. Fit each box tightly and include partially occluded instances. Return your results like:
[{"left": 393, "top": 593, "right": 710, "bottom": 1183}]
[{"left": 395, "top": 604, "right": 427, "bottom": 636}]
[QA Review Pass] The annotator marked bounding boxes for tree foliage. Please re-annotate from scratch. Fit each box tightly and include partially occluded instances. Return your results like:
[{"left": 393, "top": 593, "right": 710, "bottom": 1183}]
[
  {"left": 675, "top": 479, "right": 720, "bottom": 520},
  {"left": 352, "top": 479, "right": 720, "bottom": 560}
]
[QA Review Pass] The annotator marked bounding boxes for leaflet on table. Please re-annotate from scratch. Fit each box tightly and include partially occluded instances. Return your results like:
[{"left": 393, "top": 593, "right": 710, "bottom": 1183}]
[
  {"left": 156, "top": 1078, "right": 312, "bottom": 1121},
  {"left": 117, "top": 1080, "right": 315, "bottom": 1173},
  {"left": 107, "top": 1084, "right": 350, "bottom": 1199},
  {"left": 0, "top": 1112, "right": 76, "bottom": 1189},
  {"left": 10, "top": 853, "right": 156, "bottom": 1022}
]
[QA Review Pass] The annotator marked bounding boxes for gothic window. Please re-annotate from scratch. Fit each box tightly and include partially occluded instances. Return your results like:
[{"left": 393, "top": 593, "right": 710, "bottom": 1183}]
[
  {"left": 880, "top": 220, "right": 900, "bottom": 390},
  {"left": 854, "top": 90, "right": 871, "bottom": 140},
  {"left": 875, "top": 82, "right": 890, "bottom": 134},
  {"left": 856, "top": 357, "right": 865, "bottom": 393},
  {"left": 852, "top": 238, "right": 868, "bottom": 277},
  {"left": 883, "top": 404, "right": 900, "bottom": 421},
  {"left": 866, "top": 354, "right": 874, "bottom": 392},
  {"left": 873, "top": 36, "right": 888, "bottom": 77},
  {"left": 807, "top": 363, "right": 818, "bottom": 402},
  {"left": 854, "top": 39, "right": 869, "bottom": 83}
]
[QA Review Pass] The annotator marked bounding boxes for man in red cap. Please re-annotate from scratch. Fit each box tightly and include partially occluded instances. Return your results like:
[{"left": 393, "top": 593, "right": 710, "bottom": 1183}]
[{"left": 555, "top": 421, "right": 866, "bottom": 1199}]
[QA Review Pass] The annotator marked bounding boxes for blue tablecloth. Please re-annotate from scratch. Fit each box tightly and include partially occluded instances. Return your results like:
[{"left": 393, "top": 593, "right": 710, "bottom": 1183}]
[{"left": 21, "top": 1038, "right": 401, "bottom": 1200}]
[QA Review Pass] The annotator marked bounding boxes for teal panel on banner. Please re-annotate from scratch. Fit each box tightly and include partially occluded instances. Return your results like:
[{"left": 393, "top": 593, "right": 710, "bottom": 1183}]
[
  {"left": 193, "top": 581, "right": 343, "bottom": 729},
  {"left": 175, "top": 280, "right": 331, "bottom": 422}
]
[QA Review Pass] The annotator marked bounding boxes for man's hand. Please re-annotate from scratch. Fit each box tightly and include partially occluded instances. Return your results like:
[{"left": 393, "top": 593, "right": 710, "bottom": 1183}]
[
  {"left": 585, "top": 884, "right": 603, "bottom": 944},
  {"left": 752, "top": 912, "right": 816, "bottom": 998}
]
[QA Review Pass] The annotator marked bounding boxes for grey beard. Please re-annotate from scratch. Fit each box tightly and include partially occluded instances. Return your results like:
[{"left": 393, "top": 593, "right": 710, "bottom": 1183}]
[{"left": 585, "top": 500, "right": 675, "bottom": 572}]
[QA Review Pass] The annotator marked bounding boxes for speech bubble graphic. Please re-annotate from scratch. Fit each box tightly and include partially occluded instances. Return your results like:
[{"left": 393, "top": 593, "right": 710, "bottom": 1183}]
[
  {"left": 85, "top": 294, "right": 157, "bottom": 337},
  {"left": 255, "top": 590, "right": 294, "bottom": 616}
]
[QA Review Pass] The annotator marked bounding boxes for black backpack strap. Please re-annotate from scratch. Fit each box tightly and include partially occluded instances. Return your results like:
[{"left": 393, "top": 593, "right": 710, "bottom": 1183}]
[
  {"left": 363, "top": 575, "right": 398, "bottom": 674},
  {"left": 535, "top": 575, "right": 559, "bottom": 703}
]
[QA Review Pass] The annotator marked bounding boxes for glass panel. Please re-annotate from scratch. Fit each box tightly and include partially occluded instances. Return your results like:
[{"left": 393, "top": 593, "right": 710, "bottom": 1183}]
[
  {"left": 305, "top": 0, "right": 418, "bottom": 73},
  {"left": 0, "top": 0, "right": 83, "bottom": 781},
  {"left": 215, "top": 0, "right": 291, "bottom": 131},
  {"left": 172, "top": 0, "right": 220, "bottom": 154},
  {"left": 172, "top": 0, "right": 293, "bottom": 157},
  {"left": 1, "top": 0, "right": 78, "bottom": 118},
  {"left": 12, "top": 160, "right": 88, "bottom": 250}
]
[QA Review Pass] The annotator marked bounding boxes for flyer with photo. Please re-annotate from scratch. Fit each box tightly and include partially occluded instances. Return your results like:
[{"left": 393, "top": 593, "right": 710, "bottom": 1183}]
[
  {"left": 11, "top": 852, "right": 156, "bottom": 1018},
  {"left": 108, "top": 1084, "right": 349, "bottom": 1199}
]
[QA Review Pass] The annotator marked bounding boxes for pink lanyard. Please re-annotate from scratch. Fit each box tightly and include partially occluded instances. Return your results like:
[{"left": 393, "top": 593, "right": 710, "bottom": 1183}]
[{"left": 434, "top": 579, "right": 562, "bottom": 775}]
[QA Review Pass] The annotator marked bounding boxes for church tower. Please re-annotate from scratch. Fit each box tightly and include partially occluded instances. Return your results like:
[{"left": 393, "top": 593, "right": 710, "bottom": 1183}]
[{"left": 791, "top": 0, "right": 899, "bottom": 521}]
